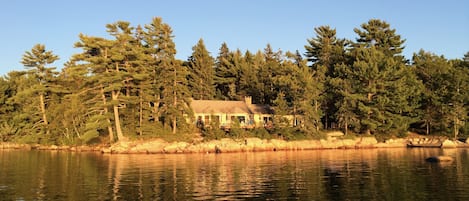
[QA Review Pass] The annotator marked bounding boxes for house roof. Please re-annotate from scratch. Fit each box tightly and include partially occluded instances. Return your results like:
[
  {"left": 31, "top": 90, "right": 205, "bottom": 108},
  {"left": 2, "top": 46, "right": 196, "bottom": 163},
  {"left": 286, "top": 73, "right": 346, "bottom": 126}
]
[
  {"left": 190, "top": 99, "right": 272, "bottom": 115},
  {"left": 248, "top": 104, "right": 274, "bottom": 114}
]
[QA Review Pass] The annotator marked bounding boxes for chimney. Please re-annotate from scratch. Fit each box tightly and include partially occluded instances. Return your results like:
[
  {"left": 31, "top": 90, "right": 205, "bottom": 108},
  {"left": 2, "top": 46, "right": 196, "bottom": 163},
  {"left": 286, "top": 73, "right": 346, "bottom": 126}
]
[{"left": 244, "top": 96, "right": 252, "bottom": 105}]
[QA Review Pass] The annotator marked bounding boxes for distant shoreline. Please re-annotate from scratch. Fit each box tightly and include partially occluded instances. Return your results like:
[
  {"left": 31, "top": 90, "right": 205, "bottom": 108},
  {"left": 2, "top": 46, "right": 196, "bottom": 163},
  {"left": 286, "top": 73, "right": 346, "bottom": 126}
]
[{"left": 2, "top": 135, "right": 468, "bottom": 154}]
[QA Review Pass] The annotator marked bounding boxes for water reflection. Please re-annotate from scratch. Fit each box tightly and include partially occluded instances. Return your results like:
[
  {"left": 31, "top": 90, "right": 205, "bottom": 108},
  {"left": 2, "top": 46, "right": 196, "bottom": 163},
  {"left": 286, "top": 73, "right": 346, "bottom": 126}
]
[{"left": 1, "top": 148, "right": 469, "bottom": 200}]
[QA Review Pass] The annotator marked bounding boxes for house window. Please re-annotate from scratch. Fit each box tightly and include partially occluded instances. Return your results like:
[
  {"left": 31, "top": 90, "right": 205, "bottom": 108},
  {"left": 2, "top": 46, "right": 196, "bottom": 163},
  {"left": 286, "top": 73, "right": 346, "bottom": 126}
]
[
  {"left": 204, "top": 115, "right": 210, "bottom": 124},
  {"left": 196, "top": 116, "right": 204, "bottom": 128},
  {"left": 263, "top": 116, "right": 272, "bottom": 127},
  {"left": 237, "top": 116, "right": 246, "bottom": 125},
  {"left": 212, "top": 115, "right": 220, "bottom": 123}
]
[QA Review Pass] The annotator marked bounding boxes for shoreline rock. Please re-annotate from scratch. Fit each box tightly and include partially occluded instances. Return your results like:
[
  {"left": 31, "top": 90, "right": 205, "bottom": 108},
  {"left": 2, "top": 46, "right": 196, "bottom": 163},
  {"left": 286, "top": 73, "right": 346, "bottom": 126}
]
[{"left": 2, "top": 136, "right": 469, "bottom": 154}]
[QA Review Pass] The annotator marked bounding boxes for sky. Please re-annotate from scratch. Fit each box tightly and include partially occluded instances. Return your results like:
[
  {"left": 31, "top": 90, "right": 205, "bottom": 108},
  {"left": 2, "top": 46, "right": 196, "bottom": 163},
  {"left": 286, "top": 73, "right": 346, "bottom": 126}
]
[{"left": 0, "top": 0, "right": 468, "bottom": 75}]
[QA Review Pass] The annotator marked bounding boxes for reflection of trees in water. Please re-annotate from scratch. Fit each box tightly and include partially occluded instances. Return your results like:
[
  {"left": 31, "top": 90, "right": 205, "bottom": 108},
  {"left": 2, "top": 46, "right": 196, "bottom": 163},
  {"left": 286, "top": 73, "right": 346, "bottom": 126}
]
[
  {"left": 3, "top": 149, "right": 469, "bottom": 200},
  {"left": 323, "top": 167, "right": 344, "bottom": 201}
]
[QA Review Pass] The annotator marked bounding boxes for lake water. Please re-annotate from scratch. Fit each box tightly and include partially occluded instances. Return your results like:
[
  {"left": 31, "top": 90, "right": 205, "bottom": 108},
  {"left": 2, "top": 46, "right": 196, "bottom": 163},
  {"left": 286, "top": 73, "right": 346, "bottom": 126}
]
[{"left": 1, "top": 148, "right": 469, "bottom": 201}]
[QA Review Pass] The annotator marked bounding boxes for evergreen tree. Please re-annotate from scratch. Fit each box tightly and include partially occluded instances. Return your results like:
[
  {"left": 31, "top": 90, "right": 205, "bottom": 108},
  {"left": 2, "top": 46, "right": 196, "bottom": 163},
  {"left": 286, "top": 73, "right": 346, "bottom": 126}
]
[
  {"left": 186, "top": 38, "right": 216, "bottom": 100},
  {"left": 413, "top": 50, "right": 469, "bottom": 138},
  {"left": 272, "top": 91, "right": 290, "bottom": 127},
  {"left": 353, "top": 19, "right": 406, "bottom": 59},
  {"left": 463, "top": 51, "right": 469, "bottom": 63},
  {"left": 4, "top": 71, "right": 39, "bottom": 140},
  {"left": 142, "top": 19, "right": 165, "bottom": 128},
  {"left": 238, "top": 50, "right": 262, "bottom": 101},
  {"left": 305, "top": 25, "right": 348, "bottom": 76},
  {"left": 149, "top": 17, "right": 192, "bottom": 134},
  {"left": 105, "top": 21, "right": 143, "bottom": 141},
  {"left": 412, "top": 50, "right": 451, "bottom": 134},
  {"left": 329, "top": 63, "right": 360, "bottom": 134},
  {"left": 20, "top": 44, "right": 60, "bottom": 135},
  {"left": 304, "top": 25, "right": 349, "bottom": 129},
  {"left": 284, "top": 53, "right": 322, "bottom": 132},
  {"left": 0, "top": 75, "right": 20, "bottom": 141},
  {"left": 334, "top": 19, "right": 421, "bottom": 136},
  {"left": 446, "top": 65, "right": 468, "bottom": 139},
  {"left": 347, "top": 46, "right": 421, "bottom": 135},
  {"left": 132, "top": 25, "right": 153, "bottom": 136},
  {"left": 54, "top": 61, "right": 89, "bottom": 142},
  {"left": 258, "top": 44, "right": 282, "bottom": 105},
  {"left": 214, "top": 43, "right": 238, "bottom": 100}
]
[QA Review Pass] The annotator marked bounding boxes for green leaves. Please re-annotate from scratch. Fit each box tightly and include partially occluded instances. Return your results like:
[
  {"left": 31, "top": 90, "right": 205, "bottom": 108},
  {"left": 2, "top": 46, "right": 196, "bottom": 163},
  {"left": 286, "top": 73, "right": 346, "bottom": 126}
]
[{"left": 0, "top": 17, "right": 467, "bottom": 145}]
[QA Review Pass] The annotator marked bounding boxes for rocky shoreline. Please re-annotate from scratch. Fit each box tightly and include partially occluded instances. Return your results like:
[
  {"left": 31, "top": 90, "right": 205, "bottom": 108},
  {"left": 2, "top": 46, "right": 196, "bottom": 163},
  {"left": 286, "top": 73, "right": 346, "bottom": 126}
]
[{"left": 1, "top": 135, "right": 468, "bottom": 154}]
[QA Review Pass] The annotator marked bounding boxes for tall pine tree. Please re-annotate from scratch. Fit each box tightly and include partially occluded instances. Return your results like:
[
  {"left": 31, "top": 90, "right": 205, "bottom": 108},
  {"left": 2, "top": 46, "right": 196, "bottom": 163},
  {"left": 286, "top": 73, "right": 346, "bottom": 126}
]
[
  {"left": 186, "top": 38, "right": 216, "bottom": 100},
  {"left": 20, "top": 44, "right": 60, "bottom": 135},
  {"left": 150, "top": 17, "right": 192, "bottom": 134}
]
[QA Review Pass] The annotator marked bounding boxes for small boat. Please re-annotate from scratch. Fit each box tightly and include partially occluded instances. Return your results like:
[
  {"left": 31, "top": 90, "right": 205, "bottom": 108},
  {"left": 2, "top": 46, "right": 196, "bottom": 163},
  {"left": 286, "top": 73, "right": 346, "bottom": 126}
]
[
  {"left": 406, "top": 136, "right": 445, "bottom": 148},
  {"left": 407, "top": 141, "right": 442, "bottom": 148}
]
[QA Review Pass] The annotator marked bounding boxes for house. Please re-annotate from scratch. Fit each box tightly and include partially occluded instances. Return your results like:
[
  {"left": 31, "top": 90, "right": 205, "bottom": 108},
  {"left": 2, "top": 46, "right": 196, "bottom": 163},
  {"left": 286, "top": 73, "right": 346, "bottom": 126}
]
[{"left": 190, "top": 96, "right": 274, "bottom": 129}]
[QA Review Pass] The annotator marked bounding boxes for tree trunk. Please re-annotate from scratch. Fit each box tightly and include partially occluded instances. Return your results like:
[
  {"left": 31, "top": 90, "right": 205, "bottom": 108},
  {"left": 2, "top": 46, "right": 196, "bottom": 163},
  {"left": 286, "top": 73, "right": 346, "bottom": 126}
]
[
  {"left": 39, "top": 93, "right": 48, "bottom": 126},
  {"left": 101, "top": 49, "right": 115, "bottom": 142},
  {"left": 365, "top": 129, "right": 371, "bottom": 135},
  {"left": 344, "top": 120, "right": 348, "bottom": 135},
  {"left": 101, "top": 86, "right": 114, "bottom": 142},
  {"left": 454, "top": 116, "right": 459, "bottom": 140},
  {"left": 314, "top": 100, "right": 319, "bottom": 132},
  {"left": 366, "top": 79, "right": 375, "bottom": 135},
  {"left": 325, "top": 112, "right": 329, "bottom": 130},
  {"left": 153, "top": 94, "right": 160, "bottom": 124},
  {"left": 426, "top": 120, "right": 430, "bottom": 135},
  {"left": 172, "top": 69, "right": 177, "bottom": 134},
  {"left": 138, "top": 88, "right": 143, "bottom": 136},
  {"left": 112, "top": 90, "right": 125, "bottom": 141}
]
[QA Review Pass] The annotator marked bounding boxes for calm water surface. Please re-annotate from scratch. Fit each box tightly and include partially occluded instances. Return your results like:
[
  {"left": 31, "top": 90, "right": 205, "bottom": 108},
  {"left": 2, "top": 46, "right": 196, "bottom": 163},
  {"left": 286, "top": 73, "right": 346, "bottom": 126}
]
[{"left": 1, "top": 148, "right": 469, "bottom": 201}]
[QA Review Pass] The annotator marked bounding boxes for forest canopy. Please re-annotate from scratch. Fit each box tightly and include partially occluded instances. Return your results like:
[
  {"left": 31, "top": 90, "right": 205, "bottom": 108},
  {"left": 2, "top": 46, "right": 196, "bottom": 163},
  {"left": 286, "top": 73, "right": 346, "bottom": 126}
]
[{"left": 0, "top": 17, "right": 467, "bottom": 145}]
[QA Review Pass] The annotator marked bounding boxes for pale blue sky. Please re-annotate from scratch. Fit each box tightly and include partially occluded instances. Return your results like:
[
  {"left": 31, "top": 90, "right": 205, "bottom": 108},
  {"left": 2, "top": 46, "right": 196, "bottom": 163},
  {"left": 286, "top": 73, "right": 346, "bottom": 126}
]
[{"left": 0, "top": 0, "right": 468, "bottom": 75}]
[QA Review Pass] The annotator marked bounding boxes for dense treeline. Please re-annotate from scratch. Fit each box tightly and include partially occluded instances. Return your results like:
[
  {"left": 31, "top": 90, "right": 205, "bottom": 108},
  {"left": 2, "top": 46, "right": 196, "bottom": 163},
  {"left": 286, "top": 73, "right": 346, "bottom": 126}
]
[{"left": 0, "top": 17, "right": 467, "bottom": 145}]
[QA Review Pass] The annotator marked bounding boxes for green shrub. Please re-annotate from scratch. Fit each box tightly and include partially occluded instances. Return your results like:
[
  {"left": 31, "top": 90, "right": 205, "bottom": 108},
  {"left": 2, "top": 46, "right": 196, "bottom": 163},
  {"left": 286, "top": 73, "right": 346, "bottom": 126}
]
[{"left": 202, "top": 127, "right": 226, "bottom": 140}]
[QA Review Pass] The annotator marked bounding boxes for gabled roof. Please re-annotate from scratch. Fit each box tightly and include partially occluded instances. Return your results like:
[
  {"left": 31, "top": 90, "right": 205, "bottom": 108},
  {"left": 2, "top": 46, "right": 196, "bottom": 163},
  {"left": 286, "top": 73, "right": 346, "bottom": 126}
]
[{"left": 190, "top": 99, "right": 272, "bottom": 115}]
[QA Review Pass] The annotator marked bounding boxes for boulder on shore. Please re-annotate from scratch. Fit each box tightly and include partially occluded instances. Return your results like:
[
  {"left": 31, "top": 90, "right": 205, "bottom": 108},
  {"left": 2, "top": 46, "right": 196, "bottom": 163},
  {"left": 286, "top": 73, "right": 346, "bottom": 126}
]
[{"left": 441, "top": 140, "right": 458, "bottom": 148}]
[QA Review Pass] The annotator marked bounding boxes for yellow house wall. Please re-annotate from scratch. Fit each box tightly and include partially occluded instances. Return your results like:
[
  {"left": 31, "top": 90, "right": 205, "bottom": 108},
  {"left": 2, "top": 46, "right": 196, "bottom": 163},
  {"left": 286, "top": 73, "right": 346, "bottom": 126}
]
[{"left": 194, "top": 112, "right": 256, "bottom": 128}]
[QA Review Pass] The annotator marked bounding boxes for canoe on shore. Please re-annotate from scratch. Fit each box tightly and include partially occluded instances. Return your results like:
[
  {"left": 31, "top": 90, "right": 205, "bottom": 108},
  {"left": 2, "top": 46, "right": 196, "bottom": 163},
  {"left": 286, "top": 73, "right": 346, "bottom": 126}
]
[
  {"left": 406, "top": 136, "right": 445, "bottom": 148},
  {"left": 407, "top": 142, "right": 442, "bottom": 148}
]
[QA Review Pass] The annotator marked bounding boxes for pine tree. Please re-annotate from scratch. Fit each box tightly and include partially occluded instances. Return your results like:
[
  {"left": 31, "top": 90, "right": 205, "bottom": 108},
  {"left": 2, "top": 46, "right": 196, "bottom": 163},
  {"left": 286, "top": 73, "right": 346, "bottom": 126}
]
[
  {"left": 142, "top": 19, "right": 166, "bottom": 128},
  {"left": 186, "top": 38, "right": 216, "bottom": 100},
  {"left": 463, "top": 51, "right": 469, "bottom": 63},
  {"left": 258, "top": 44, "right": 282, "bottom": 105},
  {"left": 412, "top": 50, "right": 451, "bottom": 134},
  {"left": 73, "top": 34, "right": 119, "bottom": 142},
  {"left": 305, "top": 26, "right": 348, "bottom": 76},
  {"left": 284, "top": 53, "right": 322, "bottom": 132},
  {"left": 272, "top": 91, "right": 290, "bottom": 127},
  {"left": 53, "top": 61, "right": 89, "bottom": 142},
  {"left": 446, "top": 71, "right": 467, "bottom": 139},
  {"left": 20, "top": 44, "right": 60, "bottom": 135},
  {"left": 238, "top": 50, "right": 261, "bottom": 100},
  {"left": 304, "top": 25, "right": 349, "bottom": 129},
  {"left": 329, "top": 64, "right": 360, "bottom": 135},
  {"left": 0, "top": 75, "right": 20, "bottom": 141},
  {"left": 149, "top": 17, "right": 192, "bottom": 134},
  {"left": 131, "top": 25, "right": 151, "bottom": 136},
  {"left": 353, "top": 19, "right": 406, "bottom": 58},
  {"left": 347, "top": 46, "right": 421, "bottom": 135},
  {"left": 214, "top": 42, "right": 238, "bottom": 100},
  {"left": 414, "top": 51, "right": 469, "bottom": 138}
]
